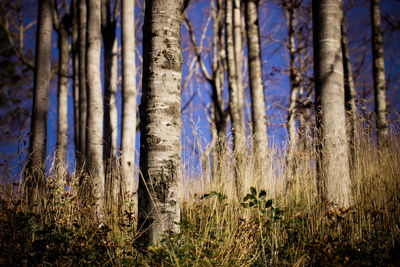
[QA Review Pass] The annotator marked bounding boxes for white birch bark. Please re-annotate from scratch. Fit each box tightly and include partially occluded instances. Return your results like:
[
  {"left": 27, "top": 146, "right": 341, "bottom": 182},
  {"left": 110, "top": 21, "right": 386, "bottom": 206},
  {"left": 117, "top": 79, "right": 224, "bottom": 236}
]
[
  {"left": 71, "top": 0, "right": 80, "bottom": 166},
  {"left": 370, "top": 0, "right": 388, "bottom": 147},
  {"left": 226, "top": 0, "right": 246, "bottom": 196},
  {"left": 86, "top": 0, "right": 105, "bottom": 222},
  {"left": 245, "top": 0, "right": 271, "bottom": 187},
  {"left": 121, "top": 0, "right": 138, "bottom": 217},
  {"left": 55, "top": 14, "right": 70, "bottom": 189},
  {"left": 78, "top": 0, "right": 87, "bottom": 166},
  {"left": 313, "top": 0, "right": 352, "bottom": 207},
  {"left": 341, "top": 12, "right": 356, "bottom": 163},
  {"left": 27, "top": 0, "right": 53, "bottom": 208},
  {"left": 101, "top": 0, "right": 119, "bottom": 217},
  {"left": 233, "top": 0, "right": 245, "bottom": 127},
  {"left": 284, "top": 0, "right": 299, "bottom": 186},
  {"left": 138, "top": 0, "right": 183, "bottom": 245}
]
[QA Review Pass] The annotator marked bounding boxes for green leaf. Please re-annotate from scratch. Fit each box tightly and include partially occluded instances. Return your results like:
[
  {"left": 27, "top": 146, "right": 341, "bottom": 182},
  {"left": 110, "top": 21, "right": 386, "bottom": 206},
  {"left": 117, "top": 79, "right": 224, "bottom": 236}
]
[
  {"left": 243, "top": 194, "right": 252, "bottom": 202},
  {"left": 250, "top": 187, "right": 257, "bottom": 196},
  {"left": 259, "top": 190, "right": 266, "bottom": 199},
  {"left": 265, "top": 199, "right": 273, "bottom": 209}
]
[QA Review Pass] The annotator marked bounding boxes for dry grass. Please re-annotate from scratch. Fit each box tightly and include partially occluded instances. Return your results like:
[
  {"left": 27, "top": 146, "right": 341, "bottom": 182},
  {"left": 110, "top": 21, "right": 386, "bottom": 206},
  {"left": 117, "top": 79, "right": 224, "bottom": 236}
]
[{"left": 0, "top": 122, "right": 399, "bottom": 265}]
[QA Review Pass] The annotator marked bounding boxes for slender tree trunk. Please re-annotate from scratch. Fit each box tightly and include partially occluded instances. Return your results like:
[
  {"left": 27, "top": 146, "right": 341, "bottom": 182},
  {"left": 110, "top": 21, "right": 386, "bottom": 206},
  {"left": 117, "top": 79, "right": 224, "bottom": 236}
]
[
  {"left": 226, "top": 0, "right": 246, "bottom": 196},
  {"left": 27, "top": 0, "right": 53, "bottom": 209},
  {"left": 284, "top": 0, "right": 299, "bottom": 186},
  {"left": 212, "top": 0, "right": 227, "bottom": 183},
  {"left": 313, "top": 0, "right": 352, "bottom": 207},
  {"left": 370, "top": 0, "right": 388, "bottom": 147},
  {"left": 245, "top": 0, "right": 271, "bottom": 187},
  {"left": 78, "top": 0, "right": 87, "bottom": 167},
  {"left": 71, "top": 0, "right": 80, "bottom": 167},
  {"left": 138, "top": 0, "right": 183, "bottom": 245},
  {"left": 86, "top": 0, "right": 105, "bottom": 222},
  {"left": 55, "top": 14, "right": 70, "bottom": 189},
  {"left": 341, "top": 12, "right": 356, "bottom": 164},
  {"left": 233, "top": 0, "right": 245, "bottom": 128},
  {"left": 121, "top": 0, "right": 138, "bottom": 219},
  {"left": 101, "top": 0, "right": 119, "bottom": 218}
]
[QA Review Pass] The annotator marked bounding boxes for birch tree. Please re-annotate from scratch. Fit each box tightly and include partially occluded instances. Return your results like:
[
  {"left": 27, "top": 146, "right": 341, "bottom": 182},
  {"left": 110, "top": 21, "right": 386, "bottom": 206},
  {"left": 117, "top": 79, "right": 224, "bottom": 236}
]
[
  {"left": 26, "top": 0, "right": 53, "bottom": 208},
  {"left": 78, "top": 0, "right": 87, "bottom": 166},
  {"left": 226, "top": 0, "right": 246, "bottom": 195},
  {"left": 121, "top": 0, "right": 138, "bottom": 217},
  {"left": 101, "top": 0, "right": 119, "bottom": 216},
  {"left": 370, "top": 0, "right": 388, "bottom": 147},
  {"left": 53, "top": 6, "right": 71, "bottom": 189},
  {"left": 313, "top": 0, "right": 352, "bottom": 207},
  {"left": 341, "top": 11, "right": 356, "bottom": 163},
  {"left": 244, "top": 0, "right": 271, "bottom": 187},
  {"left": 86, "top": 0, "right": 105, "bottom": 222},
  {"left": 283, "top": 0, "right": 300, "bottom": 184},
  {"left": 138, "top": 0, "right": 183, "bottom": 245},
  {"left": 71, "top": 0, "right": 80, "bottom": 166}
]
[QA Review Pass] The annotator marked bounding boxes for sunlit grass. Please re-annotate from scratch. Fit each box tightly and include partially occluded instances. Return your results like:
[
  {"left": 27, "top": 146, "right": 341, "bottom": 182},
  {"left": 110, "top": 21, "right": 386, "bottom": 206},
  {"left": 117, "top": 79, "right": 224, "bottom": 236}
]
[{"left": 0, "top": 121, "right": 399, "bottom": 265}]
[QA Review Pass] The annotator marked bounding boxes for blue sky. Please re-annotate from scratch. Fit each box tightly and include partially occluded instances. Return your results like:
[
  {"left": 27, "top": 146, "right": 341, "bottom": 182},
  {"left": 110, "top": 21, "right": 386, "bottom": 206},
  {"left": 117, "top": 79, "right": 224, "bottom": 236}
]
[{"left": 1, "top": 0, "right": 400, "bottom": 179}]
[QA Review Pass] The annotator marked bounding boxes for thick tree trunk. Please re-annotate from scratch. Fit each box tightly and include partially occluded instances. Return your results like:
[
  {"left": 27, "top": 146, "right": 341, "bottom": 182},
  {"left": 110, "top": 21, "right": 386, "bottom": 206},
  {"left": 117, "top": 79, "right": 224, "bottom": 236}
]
[
  {"left": 313, "top": 0, "right": 352, "bottom": 207},
  {"left": 226, "top": 0, "right": 246, "bottom": 196},
  {"left": 285, "top": 0, "right": 299, "bottom": 186},
  {"left": 86, "top": 0, "right": 105, "bottom": 222},
  {"left": 78, "top": 0, "right": 87, "bottom": 166},
  {"left": 101, "top": 0, "right": 119, "bottom": 217},
  {"left": 55, "top": 15, "right": 70, "bottom": 189},
  {"left": 341, "top": 13, "right": 356, "bottom": 164},
  {"left": 121, "top": 0, "right": 138, "bottom": 219},
  {"left": 27, "top": 0, "right": 53, "bottom": 209},
  {"left": 138, "top": 0, "right": 183, "bottom": 245},
  {"left": 245, "top": 0, "right": 271, "bottom": 187},
  {"left": 71, "top": 0, "right": 80, "bottom": 167},
  {"left": 370, "top": 0, "right": 388, "bottom": 147}
]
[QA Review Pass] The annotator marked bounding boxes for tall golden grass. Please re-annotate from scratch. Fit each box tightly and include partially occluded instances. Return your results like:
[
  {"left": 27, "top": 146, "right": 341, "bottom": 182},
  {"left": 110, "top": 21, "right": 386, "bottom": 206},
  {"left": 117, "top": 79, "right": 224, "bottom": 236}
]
[{"left": 1, "top": 119, "right": 399, "bottom": 265}]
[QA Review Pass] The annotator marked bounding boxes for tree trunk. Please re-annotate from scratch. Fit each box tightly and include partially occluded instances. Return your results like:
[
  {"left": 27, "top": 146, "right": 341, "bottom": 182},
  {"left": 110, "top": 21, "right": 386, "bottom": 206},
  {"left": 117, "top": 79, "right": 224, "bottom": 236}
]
[
  {"left": 86, "top": 0, "right": 105, "bottom": 222},
  {"left": 313, "top": 0, "right": 352, "bottom": 207},
  {"left": 226, "top": 0, "right": 246, "bottom": 196},
  {"left": 71, "top": 0, "right": 80, "bottom": 168},
  {"left": 27, "top": 0, "right": 53, "bottom": 209},
  {"left": 55, "top": 14, "right": 70, "bottom": 189},
  {"left": 78, "top": 0, "right": 87, "bottom": 167},
  {"left": 121, "top": 0, "right": 138, "bottom": 219},
  {"left": 138, "top": 0, "right": 183, "bottom": 245},
  {"left": 284, "top": 0, "right": 299, "bottom": 186},
  {"left": 370, "top": 0, "right": 388, "bottom": 147},
  {"left": 101, "top": 0, "right": 119, "bottom": 218},
  {"left": 341, "top": 12, "right": 356, "bottom": 164},
  {"left": 245, "top": 0, "right": 271, "bottom": 188},
  {"left": 233, "top": 0, "right": 245, "bottom": 128}
]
